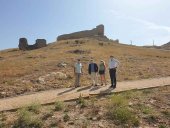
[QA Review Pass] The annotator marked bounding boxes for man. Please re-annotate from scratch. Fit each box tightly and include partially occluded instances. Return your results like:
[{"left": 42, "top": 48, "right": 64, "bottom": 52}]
[
  {"left": 108, "top": 56, "right": 120, "bottom": 88},
  {"left": 88, "top": 59, "right": 98, "bottom": 86},
  {"left": 74, "top": 59, "right": 82, "bottom": 87}
]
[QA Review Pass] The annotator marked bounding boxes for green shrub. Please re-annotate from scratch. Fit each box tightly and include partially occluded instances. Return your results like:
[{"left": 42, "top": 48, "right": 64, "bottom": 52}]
[
  {"left": 29, "top": 119, "right": 43, "bottom": 128},
  {"left": 107, "top": 94, "right": 139, "bottom": 127},
  {"left": 13, "top": 108, "right": 43, "bottom": 128},
  {"left": 55, "top": 101, "right": 64, "bottom": 111},
  {"left": 159, "top": 124, "right": 167, "bottom": 128},
  {"left": 107, "top": 107, "right": 133, "bottom": 124},
  {"left": 63, "top": 113, "right": 70, "bottom": 122},
  {"left": 76, "top": 95, "right": 87, "bottom": 108},
  {"left": 28, "top": 102, "right": 41, "bottom": 114},
  {"left": 136, "top": 104, "right": 153, "bottom": 114},
  {"left": 109, "top": 95, "right": 128, "bottom": 107}
]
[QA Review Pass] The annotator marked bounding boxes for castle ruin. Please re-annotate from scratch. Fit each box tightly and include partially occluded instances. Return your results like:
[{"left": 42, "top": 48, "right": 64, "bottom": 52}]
[
  {"left": 57, "top": 24, "right": 106, "bottom": 41},
  {"left": 18, "top": 38, "right": 47, "bottom": 50}
]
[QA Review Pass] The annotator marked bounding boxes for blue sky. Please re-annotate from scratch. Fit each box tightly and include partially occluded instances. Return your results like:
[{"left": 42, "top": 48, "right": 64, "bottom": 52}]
[{"left": 0, "top": 0, "right": 170, "bottom": 50}]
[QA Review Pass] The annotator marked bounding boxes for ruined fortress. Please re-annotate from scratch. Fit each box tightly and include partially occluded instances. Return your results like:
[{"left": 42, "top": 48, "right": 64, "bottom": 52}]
[
  {"left": 18, "top": 24, "right": 112, "bottom": 50},
  {"left": 18, "top": 38, "right": 47, "bottom": 50},
  {"left": 57, "top": 24, "right": 107, "bottom": 41}
]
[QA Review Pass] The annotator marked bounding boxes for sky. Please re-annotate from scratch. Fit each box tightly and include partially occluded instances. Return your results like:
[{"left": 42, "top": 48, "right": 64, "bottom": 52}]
[{"left": 0, "top": 0, "right": 170, "bottom": 50}]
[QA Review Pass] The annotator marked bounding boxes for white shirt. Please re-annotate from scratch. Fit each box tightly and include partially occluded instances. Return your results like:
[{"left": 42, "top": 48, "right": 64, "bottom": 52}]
[
  {"left": 75, "top": 63, "right": 82, "bottom": 73},
  {"left": 109, "top": 58, "right": 119, "bottom": 69}
]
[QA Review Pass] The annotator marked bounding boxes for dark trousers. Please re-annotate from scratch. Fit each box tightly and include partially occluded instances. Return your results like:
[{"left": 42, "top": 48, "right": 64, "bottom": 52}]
[{"left": 109, "top": 68, "right": 116, "bottom": 87}]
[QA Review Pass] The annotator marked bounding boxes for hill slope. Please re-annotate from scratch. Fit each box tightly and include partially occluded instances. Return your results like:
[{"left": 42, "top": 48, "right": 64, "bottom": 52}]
[{"left": 0, "top": 38, "right": 170, "bottom": 98}]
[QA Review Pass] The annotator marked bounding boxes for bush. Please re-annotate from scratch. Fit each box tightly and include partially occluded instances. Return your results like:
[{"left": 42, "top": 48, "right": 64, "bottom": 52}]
[
  {"left": 159, "top": 124, "right": 168, "bottom": 128},
  {"left": 110, "top": 95, "right": 128, "bottom": 107},
  {"left": 76, "top": 95, "right": 87, "bottom": 108},
  {"left": 107, "top": 94, "right": 139, "bottom": 126},
  {"left": 107, "top": 107, "right": 134, "bottom": 124},
  {"left": 55, "top": 101, "right": 64, "bottom": 111},
  {"left": 28, "top": 102, "right": 41, "bottom": 114},
  {"left": 13, "top": 108, "right": 43, "bottom": 128}
]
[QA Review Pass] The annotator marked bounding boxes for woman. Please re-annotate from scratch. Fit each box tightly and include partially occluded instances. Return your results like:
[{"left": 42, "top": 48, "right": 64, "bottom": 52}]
[{"left": 99, "top": 60, "right": 107, "bottom": 86}]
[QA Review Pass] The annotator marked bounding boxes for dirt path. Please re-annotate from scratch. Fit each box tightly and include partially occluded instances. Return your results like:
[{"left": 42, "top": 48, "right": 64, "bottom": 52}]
[{"left": 0, "top": 77, "right": 170, "bottom": 112}]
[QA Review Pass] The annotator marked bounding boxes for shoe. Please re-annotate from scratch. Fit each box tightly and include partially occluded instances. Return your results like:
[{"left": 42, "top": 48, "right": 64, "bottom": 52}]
[{"left": 110, "top": 85, "right": 114, "bottom": 88}]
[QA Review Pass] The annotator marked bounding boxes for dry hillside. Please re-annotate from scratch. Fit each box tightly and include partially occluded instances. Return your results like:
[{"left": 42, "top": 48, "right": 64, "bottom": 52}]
[{"left": 0, "top": 38, "right": 170, "bottom": 98}]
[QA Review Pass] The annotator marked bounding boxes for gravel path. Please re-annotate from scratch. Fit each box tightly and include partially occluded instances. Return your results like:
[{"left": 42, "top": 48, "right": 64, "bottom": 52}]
[{"left": 0, "top": 77, "right": 170, "bottom": 112}]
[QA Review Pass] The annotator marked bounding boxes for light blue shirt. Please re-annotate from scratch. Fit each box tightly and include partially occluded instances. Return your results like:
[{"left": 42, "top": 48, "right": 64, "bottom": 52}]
[{"left": 75, "top": 63, "right": 82, "bottom": 73}]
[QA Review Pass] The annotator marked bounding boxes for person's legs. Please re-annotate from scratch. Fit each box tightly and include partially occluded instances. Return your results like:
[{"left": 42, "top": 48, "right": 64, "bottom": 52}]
[
  {"left": 109, "top": 69, "right": 114, "bottom": 86},
  {"left": 75, "top": 73, "right": 78, "bottom": 87},
  {"left": 91, "top": 72, "right": 95, "bottom": 85},
  {"left": 103, "top": 74, "right": 107, "bottom": 85},
  {"left": 100, "top": 75, "right": 103, "bottom": 85},
  {"left": 94, "top": 73, "right": 98, "bottom": 86},
  {"left": 77, "top": 73, "right": 81, "bottom": 87},
  {"left": 113, "top": 69, "right": 117, "bottom": 88}
]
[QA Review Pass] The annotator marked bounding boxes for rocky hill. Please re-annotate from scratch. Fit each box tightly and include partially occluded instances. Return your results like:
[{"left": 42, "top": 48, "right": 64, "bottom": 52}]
[{"left": 161, "top": 42, "right": 170, "bottom": 50}]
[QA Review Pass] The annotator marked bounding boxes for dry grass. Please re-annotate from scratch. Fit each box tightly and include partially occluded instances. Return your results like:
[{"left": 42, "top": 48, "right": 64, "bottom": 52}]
[{"left": 0, "top": 38, "right": 170, "bottom": 98}]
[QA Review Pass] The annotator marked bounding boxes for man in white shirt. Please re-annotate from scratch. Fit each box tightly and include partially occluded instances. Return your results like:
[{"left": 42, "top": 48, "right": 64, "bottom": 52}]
[
  {"left": 108, "top": 56, "right": 120, "bottom": 88},
  {"left": 74, "top": 59, "right": 82, "bottom": 87}
]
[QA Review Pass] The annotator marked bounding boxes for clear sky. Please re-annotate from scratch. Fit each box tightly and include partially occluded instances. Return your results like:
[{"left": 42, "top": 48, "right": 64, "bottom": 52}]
[{"left": 0, "top": 0, "right": 170, "bottom": 50}]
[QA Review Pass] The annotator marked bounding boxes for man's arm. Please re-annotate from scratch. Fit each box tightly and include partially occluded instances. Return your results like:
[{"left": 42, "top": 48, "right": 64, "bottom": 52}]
[{"left": 114, "top": 59, "right": 120, "bottom": 67}]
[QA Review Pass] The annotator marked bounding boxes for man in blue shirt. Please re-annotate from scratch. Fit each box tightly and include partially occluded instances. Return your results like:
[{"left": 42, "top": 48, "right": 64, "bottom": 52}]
[{"left": 88, "top": 59, "right": 98, "bottom": 86}]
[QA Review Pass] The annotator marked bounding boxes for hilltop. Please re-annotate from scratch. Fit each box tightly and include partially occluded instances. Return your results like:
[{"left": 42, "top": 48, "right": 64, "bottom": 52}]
[
  {"left": 161, "top": 42, "right": 170, "bottom": 50},
  {"left": 0, "top": 38, "right": 170, "bottom": 98}
]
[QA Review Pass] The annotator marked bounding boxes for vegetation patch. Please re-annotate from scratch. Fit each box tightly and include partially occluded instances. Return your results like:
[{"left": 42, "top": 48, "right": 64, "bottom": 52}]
[
  {"left": 76, "top": 95, "right": 88, "bottom": 108},
  {"left": 13, "top": 108, "right": 43, "bottom": 128},
  {"left": 27, "top": 102, "right": 41, "bottom": 114},
  {"left": 54, "top": 101, "right": 64, "bottom": 111}
]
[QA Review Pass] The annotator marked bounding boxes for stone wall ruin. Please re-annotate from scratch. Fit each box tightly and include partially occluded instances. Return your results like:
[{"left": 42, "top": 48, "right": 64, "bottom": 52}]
[
  {"left": 57, "top": 24, "right": 106, "bottom": 41},
  {"left": 18, "top": 38, "right": 47, "bottom": 50}
]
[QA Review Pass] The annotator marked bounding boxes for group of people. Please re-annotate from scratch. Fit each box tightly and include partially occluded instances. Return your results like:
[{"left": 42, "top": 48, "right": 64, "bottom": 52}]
[{"left": 74, "top": 56, "right": 120, "bottom": 88}]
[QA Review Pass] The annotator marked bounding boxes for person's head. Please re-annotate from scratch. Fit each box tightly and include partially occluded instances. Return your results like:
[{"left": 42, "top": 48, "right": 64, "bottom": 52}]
[
  {"left": 90, "top": 58, "right": 94, "bottom": 63},
  {"left": 77, "top": 59, "right": 80, "bottom": 63},
  {"left": 100, "top": 60, "right": 104, "bottom": 64},
  {"left": 110, "top": 55, "right": 114, "bottom": 60},
  {"left": 100, "top": 60, "right": 105, "bottom": 66}
]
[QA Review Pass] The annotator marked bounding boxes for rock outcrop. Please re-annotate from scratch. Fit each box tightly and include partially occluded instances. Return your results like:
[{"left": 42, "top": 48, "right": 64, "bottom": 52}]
[
  {"left": 57, "top": 24, "right": 106, "bottom": 41},
  {"left": 18, "top": 38, "right": 47, "bottom": 50}
]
